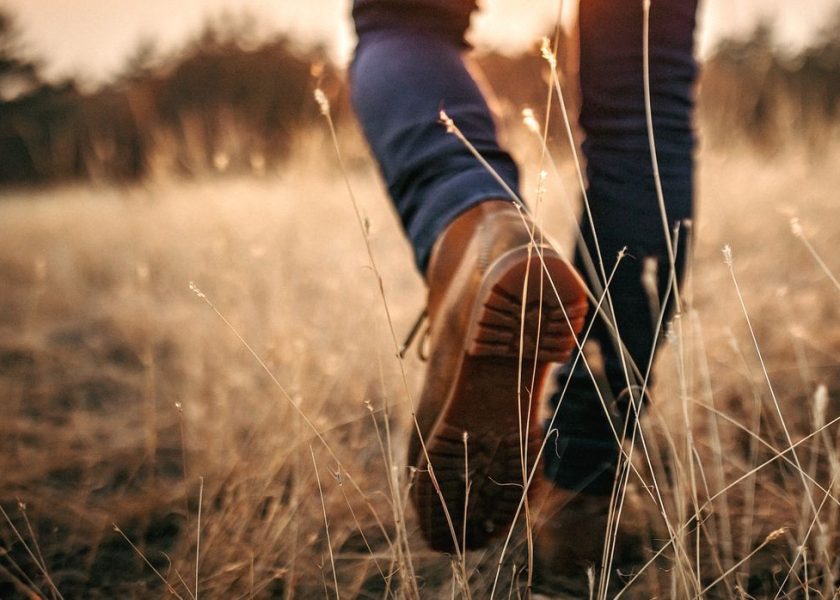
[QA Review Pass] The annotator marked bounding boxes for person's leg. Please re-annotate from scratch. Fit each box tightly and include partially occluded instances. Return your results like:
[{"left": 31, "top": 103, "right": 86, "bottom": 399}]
[
  {"left": 543, "top": 0, "right": 699, "bottom": 512},
  {"left": 535, "top": 1, "right": 698, "bottom": 590},
  {"left": 350, "top": 0, "right": 588, "bottom": 552},
  {"left": 351, "top": 0, "right": 519, "bottom": 273}
]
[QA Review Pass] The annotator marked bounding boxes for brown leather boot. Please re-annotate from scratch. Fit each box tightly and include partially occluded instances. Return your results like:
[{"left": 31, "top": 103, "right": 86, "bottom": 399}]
[
  {"left": 409, "top": 200, "right": 588, "bottom": 552},
  {"left": 532, "top": 483, "right": 652, "bottom": 597}
]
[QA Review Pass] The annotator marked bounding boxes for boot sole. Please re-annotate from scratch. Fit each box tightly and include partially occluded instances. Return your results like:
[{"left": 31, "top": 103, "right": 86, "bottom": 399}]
[{"left": 413, "top": 246, "right": 587, "bottom": 552}]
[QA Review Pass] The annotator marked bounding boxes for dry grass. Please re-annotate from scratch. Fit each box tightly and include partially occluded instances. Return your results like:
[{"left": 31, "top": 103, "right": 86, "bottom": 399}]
[{"left": 2, "top": 118, "right": 840, "bottom": 599}]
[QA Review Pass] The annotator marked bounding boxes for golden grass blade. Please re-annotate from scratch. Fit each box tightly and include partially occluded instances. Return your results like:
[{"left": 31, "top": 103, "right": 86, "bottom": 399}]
[{"left": 310, "top": 447, "right": 340, "bottom": 600}]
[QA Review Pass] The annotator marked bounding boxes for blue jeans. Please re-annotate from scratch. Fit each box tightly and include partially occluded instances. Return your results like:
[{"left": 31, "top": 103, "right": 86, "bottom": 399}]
[{"left": 351, "top": 0, "right": 698, "bottom": 494}]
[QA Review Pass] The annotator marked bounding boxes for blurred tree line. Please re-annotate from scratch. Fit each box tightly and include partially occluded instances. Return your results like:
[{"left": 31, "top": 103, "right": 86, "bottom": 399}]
[
  {"left": 699, "top": 11, "right": 840, "bottom": 149},
  {"left": 0, "top": 11, "right": 342, "bottom": 184},
  {"left": 1, "top": 8, "right": 839, "bottom": 186}
]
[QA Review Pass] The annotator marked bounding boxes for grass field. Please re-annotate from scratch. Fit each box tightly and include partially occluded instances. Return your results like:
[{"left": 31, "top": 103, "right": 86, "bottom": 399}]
[{"left": 2, "top": 127, "right": 840, "bottom": 598}]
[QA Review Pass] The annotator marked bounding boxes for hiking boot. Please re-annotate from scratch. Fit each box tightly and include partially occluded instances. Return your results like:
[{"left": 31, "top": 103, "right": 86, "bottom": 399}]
[
  {"left": 532, "top": 482, "right": 652, "bottom": 597},
  {"left": 409, "top": 200, "right": 588, "bottom": 552}
]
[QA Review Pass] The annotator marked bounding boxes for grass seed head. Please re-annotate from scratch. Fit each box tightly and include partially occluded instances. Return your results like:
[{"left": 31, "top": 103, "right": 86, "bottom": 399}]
[
  {"left": 314, "top": 88, "right": 330, "bottom": 116},
  {"left": 188, "top": 281, "right": 206, "bottom": 299},
  {"left": 439, "top": 110, "right": 456, "bottom": 134},
  {"left": 790, "top": 217, "right": 803, "bottom": 237},
  {"left": 521, "top": 108, "right": 539, "bottom": 133},
  {"left": 813, "top": 384, "right": 828, "bottom": 429},
  {"left": 540, "top": 37, "right": 556, "bottom": 69},
  {"left": 722, "top": 244, "right": 733, "bottom": 267}
]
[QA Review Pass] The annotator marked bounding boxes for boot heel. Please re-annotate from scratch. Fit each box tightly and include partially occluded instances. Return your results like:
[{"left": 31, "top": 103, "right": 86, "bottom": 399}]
[{"left": 467, "top": 248, "right": 586, "bottom": 363}]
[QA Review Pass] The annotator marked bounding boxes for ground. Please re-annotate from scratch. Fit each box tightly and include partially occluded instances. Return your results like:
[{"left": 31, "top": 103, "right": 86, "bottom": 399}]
[{"left": 2, "top": 132, "right": 840, "bottom": 598}]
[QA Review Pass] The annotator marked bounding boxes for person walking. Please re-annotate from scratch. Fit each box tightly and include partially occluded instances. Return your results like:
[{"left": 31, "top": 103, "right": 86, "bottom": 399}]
[{"left": 349, "top": 0, "right": 698, "bottom": 591}]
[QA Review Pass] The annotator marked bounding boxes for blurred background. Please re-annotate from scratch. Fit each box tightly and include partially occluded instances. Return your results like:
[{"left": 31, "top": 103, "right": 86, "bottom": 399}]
[{"left": 1, "top": 0, "right": 839, "bottom": 184}]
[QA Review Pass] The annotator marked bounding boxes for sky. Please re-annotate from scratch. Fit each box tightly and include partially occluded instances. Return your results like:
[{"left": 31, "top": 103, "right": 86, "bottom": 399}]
[{"left": 2, "top": 0, "right": 839, "bottom": 85}]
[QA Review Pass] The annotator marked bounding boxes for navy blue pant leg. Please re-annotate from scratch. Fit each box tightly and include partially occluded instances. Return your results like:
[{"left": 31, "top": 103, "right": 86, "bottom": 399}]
[
  {"left": 546, "top": 0, "right": 698, "bottom": 494},
  {"left": 351, "top": 0, "right": 520, "bottom": 274}
]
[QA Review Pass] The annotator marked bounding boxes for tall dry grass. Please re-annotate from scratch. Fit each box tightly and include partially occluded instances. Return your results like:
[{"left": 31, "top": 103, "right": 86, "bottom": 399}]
[
  {"left": 3, "top": 16, "right": 840, "bottom": 594},
  {"left": 1, "top": 123, "right": 840, "bottom": 597}
]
